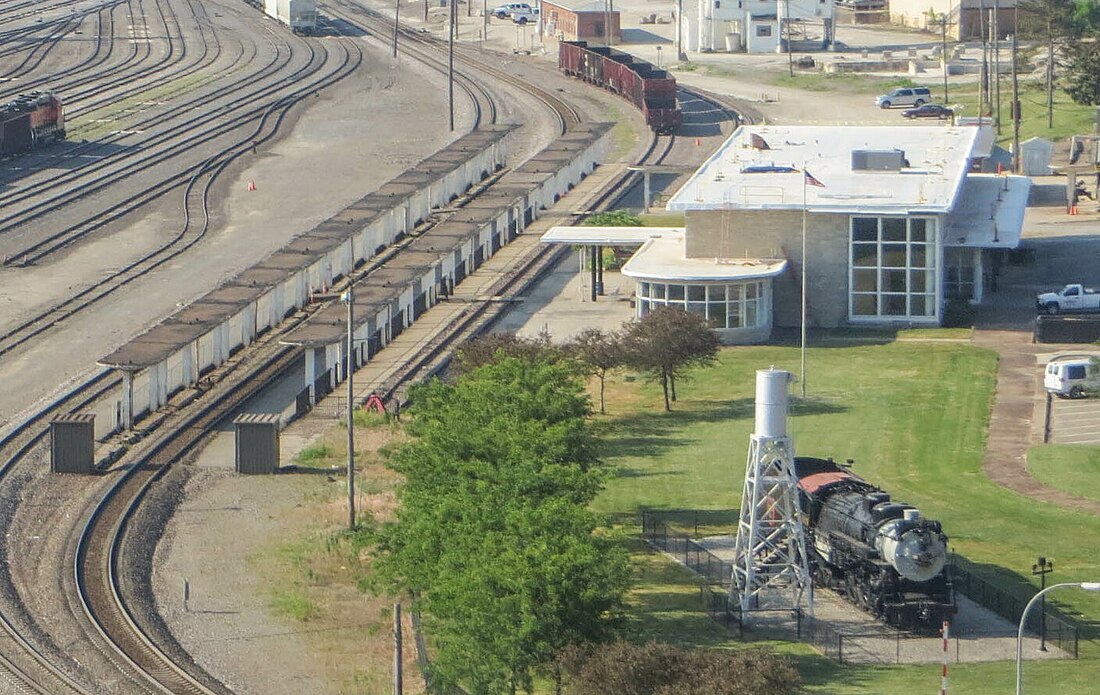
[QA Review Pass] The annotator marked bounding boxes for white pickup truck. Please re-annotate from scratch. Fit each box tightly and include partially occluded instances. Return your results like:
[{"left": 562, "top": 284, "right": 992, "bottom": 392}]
[{"left": 1036, "top": 284, "right": 1100, "bottom": 314}]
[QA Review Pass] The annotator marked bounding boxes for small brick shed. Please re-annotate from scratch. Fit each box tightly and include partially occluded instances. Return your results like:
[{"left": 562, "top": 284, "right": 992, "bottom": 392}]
[{"left": 541, "top": 0, "right": 621, "bottom": 42}]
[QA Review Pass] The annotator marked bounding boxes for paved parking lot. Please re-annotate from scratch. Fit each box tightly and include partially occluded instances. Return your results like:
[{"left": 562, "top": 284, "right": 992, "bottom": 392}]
[{"left": 1049, "top": 393, "right": 1100, "bottom": 444}]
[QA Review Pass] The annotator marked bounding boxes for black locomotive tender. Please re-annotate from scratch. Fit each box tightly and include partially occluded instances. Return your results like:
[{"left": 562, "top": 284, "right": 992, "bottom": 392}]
[{"left": 794, "top": 457, "right": 955, "bottom": 632}]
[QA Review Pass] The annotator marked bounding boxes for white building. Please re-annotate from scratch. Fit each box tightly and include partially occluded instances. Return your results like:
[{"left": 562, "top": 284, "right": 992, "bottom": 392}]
[
  {"left": 679, "top": 0, "right": 835, "bottom": 54},
  {"left": 542, "top": 124, "right": 1030, "bottom": 344}
]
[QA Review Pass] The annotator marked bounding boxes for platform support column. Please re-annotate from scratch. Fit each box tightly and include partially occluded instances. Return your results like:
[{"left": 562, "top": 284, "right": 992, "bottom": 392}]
[
  {"left": 183, "top": 342, "right": 199, "bottom": 385},
  {"left": 121, "top": 371, "right": 134, "bottom": 431},
  {"left": 243, "top": 306, "right": 256, "bottom": 347},
  {"left": 596, "top": 245, "right": 605, "bottom": 296},
  {"left": 589, "top": 246, "right": 598, "bottom": 302},
  {"left": 643, "top": 172, "right": 652, "bottom": 213},
  {"left": 305, "top": 348, "right": 317, "bottom": 406}
]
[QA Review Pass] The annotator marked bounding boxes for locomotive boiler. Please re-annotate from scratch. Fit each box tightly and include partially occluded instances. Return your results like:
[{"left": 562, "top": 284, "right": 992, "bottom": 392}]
[{"left": 794, "top": 456, "right": 955, "bottom": 632}]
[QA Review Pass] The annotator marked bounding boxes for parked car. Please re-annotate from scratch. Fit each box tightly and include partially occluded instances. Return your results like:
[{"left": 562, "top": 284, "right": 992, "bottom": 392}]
[
  {"left": 875, "top": 86, "right": 932, "bottom": 109},
  {"left": 1044, "top": 356, "right": 1100, "bottom": 398},
  {"left": 511, "top": 6, "right": 539, "bottom": 23},
  {"left": 492, "top": 2, "right": 531, "bottom": 18},
  {"left": 902, "top": 103, "right": 953, "bottom": 119},
  {"left": 1036, "top": 284, "right": 1100, "bottom": 314}
]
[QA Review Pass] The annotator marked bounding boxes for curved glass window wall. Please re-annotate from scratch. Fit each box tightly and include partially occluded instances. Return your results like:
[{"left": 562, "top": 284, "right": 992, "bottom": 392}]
[{"left": 636, "top": 281, "right": 767, "bottom": 329}]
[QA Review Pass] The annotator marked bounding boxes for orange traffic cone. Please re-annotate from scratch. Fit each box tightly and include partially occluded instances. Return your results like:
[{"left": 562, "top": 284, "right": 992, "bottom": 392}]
[
  {"left": 695, "top": 138, "right": 701, "bottom": 146},
  {"left": 1070, "top": 205, "right": 1079, "bottom": 215},
  {"left": 247, "top": 180, "right": 256, "bottom": 191}
]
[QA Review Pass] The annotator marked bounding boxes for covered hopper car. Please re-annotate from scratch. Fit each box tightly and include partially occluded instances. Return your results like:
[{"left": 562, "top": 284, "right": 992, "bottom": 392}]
[
  {"left": 795, "top": 456, "right": 956, "bottom": 633},
  {"left": 558, "top": 41, "right": 681, "bottom": 135},
  {"left": 0, "top": 91, "right": 64, "bottom": 156},
  {"left": 248, "top": 0, "right": 317, "bottom": 33}
]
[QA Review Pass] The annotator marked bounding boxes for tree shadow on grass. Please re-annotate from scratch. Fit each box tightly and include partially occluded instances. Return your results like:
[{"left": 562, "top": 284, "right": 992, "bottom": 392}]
[
  {"left": 600, "top": 397, "right": 846, "bottom": 460},
  {"left": 954, "top": 556, "right": 1100, "bottom": 639}
]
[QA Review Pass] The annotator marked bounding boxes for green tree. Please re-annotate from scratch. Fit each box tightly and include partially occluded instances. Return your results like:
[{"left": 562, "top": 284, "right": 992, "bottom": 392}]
[
  {"left": 376, "top": 358, "right": 629, "bottom": 694},
  {"left": 454, "top": 329, "right": 563, "bottom": 375},
  {"left": 621, "top": 307, "right": 720, "bottom": 412},
  {"left": 1064, "top": 41, "right": 1100, "bottom": 105},
  {"left": 583, "top": 209, "right": 643, "bottom": 227},
  {"left": 566, "top": 328, "right": 625, "bottom": 415}
]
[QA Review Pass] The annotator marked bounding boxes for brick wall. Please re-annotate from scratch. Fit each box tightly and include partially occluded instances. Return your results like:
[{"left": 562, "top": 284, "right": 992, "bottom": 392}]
[{"left": 685, "top": 209, "right": 851, "bottom": 327}]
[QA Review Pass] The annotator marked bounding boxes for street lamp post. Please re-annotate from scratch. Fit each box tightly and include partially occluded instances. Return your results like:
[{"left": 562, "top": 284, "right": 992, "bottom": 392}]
[
  {"left": 1032, "top": 557, "right": 1054, "bottom": 651},
  {"left": 342, "top": 289, "right": 356, "bottom": 530},
  {"left": 1016, "top": 582, "right": 1100, "bottom": 695}
]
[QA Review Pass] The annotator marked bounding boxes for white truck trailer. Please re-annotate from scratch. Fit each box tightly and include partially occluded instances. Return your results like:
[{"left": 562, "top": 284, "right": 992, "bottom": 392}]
[{"left": 263, "top": 0, "right": 317, "bottom": 34}]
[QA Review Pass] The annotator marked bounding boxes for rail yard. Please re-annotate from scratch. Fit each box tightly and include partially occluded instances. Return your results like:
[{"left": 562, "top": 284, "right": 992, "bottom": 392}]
[{"left": 0, "top": 0, "right": 747, "bottom": 689}]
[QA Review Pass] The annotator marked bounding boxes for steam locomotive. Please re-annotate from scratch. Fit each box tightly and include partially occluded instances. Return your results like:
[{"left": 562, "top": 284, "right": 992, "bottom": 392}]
[{"left": 794, "top": 456, "right": 955, "bottom": 632}]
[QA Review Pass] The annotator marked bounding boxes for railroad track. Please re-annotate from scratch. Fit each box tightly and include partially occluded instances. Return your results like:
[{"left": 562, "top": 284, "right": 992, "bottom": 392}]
[
  {"left": 0, "top": 40, "right": 362, "bottom": 358},
  {"left": 0, "top": 15, "right": 734, "bottom": 693},
  {"left": 0, "top": 370, "right": 119, "bottom": 695}
]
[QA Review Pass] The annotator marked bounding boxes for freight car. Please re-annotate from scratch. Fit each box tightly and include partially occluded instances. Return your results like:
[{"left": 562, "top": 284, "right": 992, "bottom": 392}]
[
  {"left": 558, "top": 41, "right": 681, "bottom": 134},
  {"left": 0, "top": 91, "right": 64, "bottom": 156},
  {"left": 794, "top": 457, "right": 956, "bottom": 632},
  {"left": 247, "top": 0, "right": 317, "bottom": 33}
]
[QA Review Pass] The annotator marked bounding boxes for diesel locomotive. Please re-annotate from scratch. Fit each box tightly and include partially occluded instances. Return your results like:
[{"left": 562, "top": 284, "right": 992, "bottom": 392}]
[
  {"left": 794, "top": 456, "right": 955, "bottom": 632},
  {"left": 0, "top": 91, "right": 64, "bottom": 156}
]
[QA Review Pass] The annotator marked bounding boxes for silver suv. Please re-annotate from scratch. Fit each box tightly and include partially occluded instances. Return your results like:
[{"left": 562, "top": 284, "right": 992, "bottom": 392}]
[{"left": 875, "top": 87, "right": 932, "bottom": 109}]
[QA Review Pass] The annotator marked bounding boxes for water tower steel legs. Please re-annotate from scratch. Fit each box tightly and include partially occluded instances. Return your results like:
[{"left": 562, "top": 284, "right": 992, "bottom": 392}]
[{"left": 731, "top": 368, "right": 813, "bottom": 618}]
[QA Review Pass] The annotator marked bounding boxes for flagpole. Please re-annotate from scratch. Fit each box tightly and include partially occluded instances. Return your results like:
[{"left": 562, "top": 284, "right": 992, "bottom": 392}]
[{"left": 801, "top": 164, "right": 808, "bottom": 398}]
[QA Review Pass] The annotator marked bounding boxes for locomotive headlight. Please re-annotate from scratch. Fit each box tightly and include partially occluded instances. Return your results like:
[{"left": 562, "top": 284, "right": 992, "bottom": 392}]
[{"left": 876, "top": 523, "right": 948, "bottom": 583}]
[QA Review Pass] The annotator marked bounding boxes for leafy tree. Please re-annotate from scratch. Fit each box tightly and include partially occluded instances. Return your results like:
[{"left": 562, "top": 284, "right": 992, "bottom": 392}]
[
  {"left": 621, "top": 307, "right": 720, "bottom": 412},
  {"left": 555, "top": 641, "right": 800, "bottom": 695},
  {"left": 566, "top": 328, "right": 625, "bottom": 415},
  {"left": 583, "top": 209, "right": 643, "bottom": 227},
  {"left": 375, "top": 358, "right": 629, "bottom": 694},
  {"left": 454, "top": 330, "right": 564, "bottom": 375},
  {"left": 1064, "top": 41, "right": 1100, "bottom": 105},
  {"left": 1018, "top": 0, "right": 1078, "bottom": 123}
]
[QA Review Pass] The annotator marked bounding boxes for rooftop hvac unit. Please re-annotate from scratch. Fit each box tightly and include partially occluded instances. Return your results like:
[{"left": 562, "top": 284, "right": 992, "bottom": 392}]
[{"left": 851, "top": 149, "right": 907, "bottom": 171}]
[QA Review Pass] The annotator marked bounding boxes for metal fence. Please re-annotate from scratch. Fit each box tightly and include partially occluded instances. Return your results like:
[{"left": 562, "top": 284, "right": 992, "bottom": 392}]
[
  {"left": 642, "top": 510, "right": 1084, "bottom": 661},
  {"left": 950, "top": 554, "right": 1080, "bottom": 658}
]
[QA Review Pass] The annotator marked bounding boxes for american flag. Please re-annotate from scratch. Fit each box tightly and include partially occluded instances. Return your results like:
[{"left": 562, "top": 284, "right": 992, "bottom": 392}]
[{"left": 804, "top": 170, "right": 826, "bottom": 188}]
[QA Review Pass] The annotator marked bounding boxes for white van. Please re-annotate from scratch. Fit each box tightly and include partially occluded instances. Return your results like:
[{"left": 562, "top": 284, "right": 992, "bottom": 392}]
[{"left": 1044, "top": 356, "right": 1100, "bottom": 398}]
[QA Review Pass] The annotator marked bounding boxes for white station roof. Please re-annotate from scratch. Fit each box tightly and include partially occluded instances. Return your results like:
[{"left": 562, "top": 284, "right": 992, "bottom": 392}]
[
  {"left": 539, "top": 226, "right": 684, "bottom": 245},
  {"left": 667, "top": 125, "right": 982, "bottom": 215},
  {"left": 944, "top": 174, "right": 1031, "bottom": 249},
  {"left": 622, "top": 235, "right": 788, "bottom": 282}
]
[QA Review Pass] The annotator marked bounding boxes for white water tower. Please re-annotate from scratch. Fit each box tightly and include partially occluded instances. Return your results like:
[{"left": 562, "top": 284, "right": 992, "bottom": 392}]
[{"left": 730, "top": 367, "right": 813, "bottom": 617}]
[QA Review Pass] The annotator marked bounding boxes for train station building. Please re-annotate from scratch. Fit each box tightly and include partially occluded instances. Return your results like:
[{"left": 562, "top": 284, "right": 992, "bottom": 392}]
[{"left": 542, "top": 124, "right": 1030, "bottom": 344}]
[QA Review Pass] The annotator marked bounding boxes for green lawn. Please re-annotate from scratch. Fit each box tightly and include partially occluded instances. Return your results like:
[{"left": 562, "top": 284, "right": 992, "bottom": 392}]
[
  {"left": 942, "top": 81, "right": 1095, "bottom": 147},
  {"left": 1029, "top": 445, "right": 1100, "bottom": 504},
  {"left": 596, "top": 341, "right": 1100, "bottom": 691}
]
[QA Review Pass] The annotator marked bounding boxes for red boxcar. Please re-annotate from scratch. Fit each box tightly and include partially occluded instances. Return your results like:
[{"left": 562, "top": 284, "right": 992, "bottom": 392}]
[{"left": 559, "top": 41, "right": 681, "bottom": 135}]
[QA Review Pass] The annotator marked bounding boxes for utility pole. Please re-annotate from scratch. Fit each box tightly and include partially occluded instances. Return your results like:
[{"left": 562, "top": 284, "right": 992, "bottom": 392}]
[
  {"left": 978, "top": 0, "right": 987, "bottom": 120},
  {"left": 1047, "top": 16, "right": 1055, "bottom": 129},
  {"left": 449, "top": 0, "right": 456, "bottom": 131},
  {"left": 940, "top": 10, "right": 949, "bottom": 104},
  {"left": 994, "top": 0, "right": 1001, "bottom": 134},
  {"left": 393, "top": 603, "right": 404, "bottom": 694},
  {"left": 343, "top": 289, "right": 356, "bottom": 530},
  {"left": 1012, "top": 5, "right": 1021, "bottom": 171},
  {"left": 392, "top": 0, "right": 400, "bottom": 58},
  {"left": 676, "top": 0, "right": 683, "bottom": 60},
  {"left": 785, "top": 0, "right": 794, "bottom": 77}
]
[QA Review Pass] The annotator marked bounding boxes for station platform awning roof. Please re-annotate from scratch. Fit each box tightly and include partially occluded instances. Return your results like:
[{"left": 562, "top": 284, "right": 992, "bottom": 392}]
[
  {"left": 622, "top": 235, "right": 788, "bottom": 283},
  {"left": 944, "top": 174, "right": 1031, "bottom": 249},
  {"left": 540, "top": 226, "right": 684, "bottom": 246}
]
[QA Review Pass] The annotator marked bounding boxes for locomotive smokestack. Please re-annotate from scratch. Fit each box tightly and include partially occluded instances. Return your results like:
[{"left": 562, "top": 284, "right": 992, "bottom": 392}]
[{"left": 754, "top": 367, "right": 794, "bottom": 438}]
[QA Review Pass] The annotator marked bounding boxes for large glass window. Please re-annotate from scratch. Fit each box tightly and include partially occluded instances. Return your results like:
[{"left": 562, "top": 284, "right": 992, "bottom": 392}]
[
  {"left": 849, "top": 216, "right": 937, "bottom": 320},
  {"left": 637, "top": 281, "right": 767, "bottom": 329}
]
